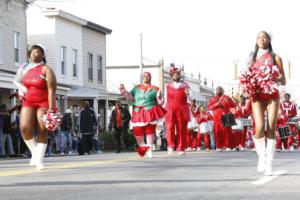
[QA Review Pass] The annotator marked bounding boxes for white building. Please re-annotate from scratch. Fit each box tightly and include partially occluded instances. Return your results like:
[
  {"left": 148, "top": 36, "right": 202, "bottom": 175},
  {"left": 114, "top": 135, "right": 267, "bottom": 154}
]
[
  {"left": 0, "top": 0, "right": 28, "bottom": 106},
  {"left": 27, "top": 6, "right": 118, "bottom": 128}
]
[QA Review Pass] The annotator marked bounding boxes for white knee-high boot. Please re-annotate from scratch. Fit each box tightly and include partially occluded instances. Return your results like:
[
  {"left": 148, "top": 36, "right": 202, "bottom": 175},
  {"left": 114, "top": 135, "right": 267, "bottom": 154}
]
[
  {"left": 253, "top": 137, "right": 266, "bottom": 172},
  {"left": 135, "top": 136, "right": 145, "bottom": 146},
  {"left": 265, "top": 138, "right": 276, "bottom": 176},
  {"left": 24, "top": 138, "right": 37, "bottom": 166},
  {"left": 146, "top": 135, "right": 154, "bottom": 158},
  {"left": 36, "top": 143, "right": 47, "bottom": 170}
]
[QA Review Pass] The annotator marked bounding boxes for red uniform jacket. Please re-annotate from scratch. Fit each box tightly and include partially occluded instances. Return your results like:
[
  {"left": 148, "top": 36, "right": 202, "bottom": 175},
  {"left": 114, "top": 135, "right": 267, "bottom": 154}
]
[
  {"left": 232, "top": 105, "right": 242, "bottom": 119},
  {"left": 276, "top": 114, "right": 288, "bottom": 128},
  {"left": 240, "top": 100, "right": 251, "bottom": 118},
  {"left": 280, "top": 101, "right": 297, "bottom": 133},
  {"left": 165, "top": 82, "right": 190, "bottom": 123},
  {"left": 197, "top": 111, "right": 213, "bottom": 124},
  {"left": 208, "top": 95, "right": 236, "bottom": 125},
  {"left": 280, "top": 101, "right": 297, "bottom": 119}
]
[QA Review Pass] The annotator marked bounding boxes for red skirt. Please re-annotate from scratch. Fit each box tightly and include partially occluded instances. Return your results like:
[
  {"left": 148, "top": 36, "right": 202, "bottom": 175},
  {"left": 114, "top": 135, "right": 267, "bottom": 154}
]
[
  {"left": 251, "top": 91, "right": 279, "bottom": 101},
  {"left": 131, "top": 105, "right": 166, "bottom": 123}
]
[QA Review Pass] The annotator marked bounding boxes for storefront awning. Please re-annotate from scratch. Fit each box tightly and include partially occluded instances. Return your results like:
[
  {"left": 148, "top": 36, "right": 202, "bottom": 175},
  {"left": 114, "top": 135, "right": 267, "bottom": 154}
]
[{"left": 0, "top": 71, "right": 16, "bottom": 89}]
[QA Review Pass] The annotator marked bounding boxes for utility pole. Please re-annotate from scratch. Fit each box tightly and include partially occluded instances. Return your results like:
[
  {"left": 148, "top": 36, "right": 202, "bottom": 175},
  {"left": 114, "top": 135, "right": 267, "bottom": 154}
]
[{"left": 140, "top": 33, "right": 144, "bottom": 84}]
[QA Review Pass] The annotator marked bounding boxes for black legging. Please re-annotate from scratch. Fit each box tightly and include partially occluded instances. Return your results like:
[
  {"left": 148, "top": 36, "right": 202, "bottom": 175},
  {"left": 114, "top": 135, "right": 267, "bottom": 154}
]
[
  {"left": 81, "top": 134, "right": 94, "bottom": 154},
  {"left": 113, "top": 127, "right": 129, "bottom": 151}
]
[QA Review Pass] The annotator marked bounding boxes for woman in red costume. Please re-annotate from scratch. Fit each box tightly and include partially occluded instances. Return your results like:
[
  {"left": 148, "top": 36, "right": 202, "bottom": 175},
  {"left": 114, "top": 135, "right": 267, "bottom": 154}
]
[
  {"left": 119, "top": 72, "right": 166, "bottom": 158},
  {"left": 13, "top": 44, "right": 57, "bottom": 170},
  {"left": 240, "top": 31, "right": 286, "bottom": 175},
  {"left": 164, "top": 66, "right": 190, "bottom": 155}
]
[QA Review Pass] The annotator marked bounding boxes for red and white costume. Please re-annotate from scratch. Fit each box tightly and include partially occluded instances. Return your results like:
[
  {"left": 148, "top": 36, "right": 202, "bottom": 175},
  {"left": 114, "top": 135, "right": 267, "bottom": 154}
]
[
  {"left": 280, "top": 101, "right": 297, "bottom": 149},
  {"left": 165, "top": 81, "right": 190, "bottom": 153},
  {"left": 13, "top": 59, "right": 51, "bottom": 170},
  {"left": 240, "top": 49, "right": 283, "bottom": 175},
  {"left": 208, "top": 95, "right": 235, "bottom": 150},
  {"left": 239, "top": 100, "right": 251, "bottom": 149},
  {"left": 120, "top": 72, "right": 166, "bottom": 157},
  {"left": 186, "top": 105, "right": 198, "bottom": 151},
  {"left": 275, "top": 113, "right": 289, "bottom": 150},
  {"left": 196, "top": 111, "right": 212, "bottom": 150},
  {"left": 232, "top": 105, "right": 243, "bottom": 149}
]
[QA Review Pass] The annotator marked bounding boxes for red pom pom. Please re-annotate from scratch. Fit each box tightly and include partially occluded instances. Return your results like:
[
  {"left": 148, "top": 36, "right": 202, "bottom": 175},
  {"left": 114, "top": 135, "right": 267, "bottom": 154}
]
[
  {"left": 42, "top": 110, "right": 63, "bottom": 132},
  {"left": 239, "top": 63, "right": 279, "bottom": 98},
  {"left": 137, "top": 146, "right": 149, "bottom": 157}
]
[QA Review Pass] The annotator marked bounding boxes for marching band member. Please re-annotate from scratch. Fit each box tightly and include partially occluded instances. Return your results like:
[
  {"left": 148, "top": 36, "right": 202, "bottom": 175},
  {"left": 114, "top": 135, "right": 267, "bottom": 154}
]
[
  {"left": 186, "top": 100, "right": 198, "bottom": 152},
  {"left": 240, "top": 95, "right": 252, "bottom": 150},
  {"left": 208, "top": 86, "right": 236, "bottom": 151},
  {"left": 280, "top": 93, "right": 297, "bottom": 151},
  {"left": 239, "top": 31, "right": 286, "bottom": 175},
  {"left": 275, "top": 110, "right": 288, "bottom": 152},
  {"left": 164, "top": 66, "right": 190, "bottom": 155},
  {"left": 231, "top": 98, "right": 243, "bottom": 151},
  {"left": 196, "top": 105, "right": 213, "bottom": 151},
  {"left": 120, "top": 72, "right": 166, "bottom": 158}
]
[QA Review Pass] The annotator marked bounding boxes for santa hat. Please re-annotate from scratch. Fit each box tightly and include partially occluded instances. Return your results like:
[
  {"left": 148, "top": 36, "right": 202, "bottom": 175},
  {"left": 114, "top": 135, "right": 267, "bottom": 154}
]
[{"left": 169, "top": 66, "right": 181, "bottom": 76}]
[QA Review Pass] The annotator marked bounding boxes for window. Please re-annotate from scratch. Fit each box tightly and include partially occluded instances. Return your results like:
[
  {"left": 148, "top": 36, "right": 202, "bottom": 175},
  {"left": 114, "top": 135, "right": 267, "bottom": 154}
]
[
  {"left": 97, "top": 55, "right": 103, "bottom": 83},
  {"left": 60, "top": 46, "right": 66, "bottom": 75},
  {"left": 72, "top": 49, "right": 78, "bottom": 78},
  {"left": 14, "top": 32, "right": 20, "bottom": 63},
  {"left": 88, "top": 53, "right": 93, "bottom": 81},
  {"left": 0, "top": 30, "right": 3, "bottom": 64}
]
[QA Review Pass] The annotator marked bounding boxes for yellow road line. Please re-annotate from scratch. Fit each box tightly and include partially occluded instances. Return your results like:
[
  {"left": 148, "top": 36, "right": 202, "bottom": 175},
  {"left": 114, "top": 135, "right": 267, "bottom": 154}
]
[{"left": 0, "top": 151, "right": 209, "bottom": 177}]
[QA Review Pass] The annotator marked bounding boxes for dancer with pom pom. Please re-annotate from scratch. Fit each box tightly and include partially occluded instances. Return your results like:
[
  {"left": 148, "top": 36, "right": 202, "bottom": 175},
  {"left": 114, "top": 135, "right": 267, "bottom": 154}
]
[
  {"left": 13, "top": 44, "right": 57, "bottom": 170},
  {"left": 239, "top": 31, "right": 286, "bottom": 175}
]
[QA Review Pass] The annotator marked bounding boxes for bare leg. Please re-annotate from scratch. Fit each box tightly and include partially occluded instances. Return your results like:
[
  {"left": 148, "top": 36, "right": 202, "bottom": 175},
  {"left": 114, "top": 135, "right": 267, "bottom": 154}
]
[
  {"left": 266, "top": 98, "right": 279, "bottom": 139},
  {"left": 36, "top": 107, "right": 48, "bottom": 144},
  {"left": 20, "top": 107, "right": 36, "bottom": 140},
  {"left": 252, "top": 101, "right": 267, "bottom": 139}
]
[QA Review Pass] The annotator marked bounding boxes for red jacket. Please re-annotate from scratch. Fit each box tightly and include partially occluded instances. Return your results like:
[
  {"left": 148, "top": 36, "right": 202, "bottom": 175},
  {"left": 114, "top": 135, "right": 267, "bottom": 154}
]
[
  {"left": 208, "top": 95, "right": 236, "bottom": 125},
  {"left": 232, "top": 105, "right": 242, "bottom": 119},
  {"left": 240, "top": 100, "right": 251, "bottom": 118},
  {"left": 276, "top": 114, "right": 288, "bottom": 127},
  {"left": 197, "top": 111, "right": 213, "bottom": 124},
  {"left": 280, "top": 101, "right": 297, "bottom": 119}
]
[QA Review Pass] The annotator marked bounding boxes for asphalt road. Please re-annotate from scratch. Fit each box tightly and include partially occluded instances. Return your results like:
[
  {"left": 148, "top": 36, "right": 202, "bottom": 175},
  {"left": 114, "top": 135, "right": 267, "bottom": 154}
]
[{"left": 0, "top": 150, "right": 299, "bottom": 200}]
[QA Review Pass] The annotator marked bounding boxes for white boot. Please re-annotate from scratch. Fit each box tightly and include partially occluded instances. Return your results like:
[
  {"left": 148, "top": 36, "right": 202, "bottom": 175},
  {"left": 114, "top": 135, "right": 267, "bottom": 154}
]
[
  {"left": 253, "top": 137, "right": 266, "bottom": 172},
  {"left": 265, "top": 138, "right": 276, "bottom": 176},
  {"left": 36, "top": 143, "right": 47, "bottom": 170},
  {"left": 24, "top": 138, "right": 37, "bottom": 166},
  {"left": 167, "top": 147, "right": 173, "bottom": 155},
  {"left": 146, "top": 135, "right": 154, "bottom": 158},
  {"left": 146, "top": 147, "right": 153, "bottom": 158}
]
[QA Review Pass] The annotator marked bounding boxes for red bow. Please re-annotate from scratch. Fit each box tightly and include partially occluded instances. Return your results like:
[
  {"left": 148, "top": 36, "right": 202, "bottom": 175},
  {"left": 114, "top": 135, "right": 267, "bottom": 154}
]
[{"left": 169, "top": 67, "right": 180, "bottom": 74}]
